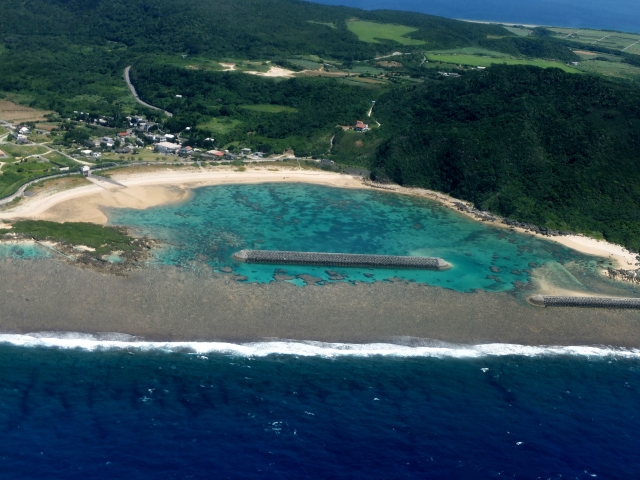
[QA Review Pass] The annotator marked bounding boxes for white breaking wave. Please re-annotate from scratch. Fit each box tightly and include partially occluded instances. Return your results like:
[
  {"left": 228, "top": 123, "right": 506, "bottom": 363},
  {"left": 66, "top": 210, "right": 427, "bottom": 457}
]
[{"left": 0, "top": 332, "right": 639, "bottom": 358}]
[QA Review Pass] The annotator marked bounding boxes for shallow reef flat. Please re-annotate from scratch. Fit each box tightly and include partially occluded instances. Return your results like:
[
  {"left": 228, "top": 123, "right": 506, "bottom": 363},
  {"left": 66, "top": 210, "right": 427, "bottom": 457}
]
[{"left": 2, "top": 258, "right": 640, "bottom": 347}]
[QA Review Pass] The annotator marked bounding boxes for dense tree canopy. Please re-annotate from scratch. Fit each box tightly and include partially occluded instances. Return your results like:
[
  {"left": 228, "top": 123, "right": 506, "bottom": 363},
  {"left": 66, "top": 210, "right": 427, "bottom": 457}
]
[{"left": 371, "top": 66, "right": 640, "bottom": 250}]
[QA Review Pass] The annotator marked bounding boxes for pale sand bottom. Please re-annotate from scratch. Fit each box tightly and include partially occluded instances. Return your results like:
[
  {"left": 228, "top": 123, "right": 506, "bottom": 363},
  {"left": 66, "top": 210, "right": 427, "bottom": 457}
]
[
  {"left": 0, "top": 166, "right": 636, "bottom": 270},
  {"left": 2, "top": 258, "right": 640, "bottom": 346},
  {"left": 0, "top": 168, "right": 365, "bottom": 224}
]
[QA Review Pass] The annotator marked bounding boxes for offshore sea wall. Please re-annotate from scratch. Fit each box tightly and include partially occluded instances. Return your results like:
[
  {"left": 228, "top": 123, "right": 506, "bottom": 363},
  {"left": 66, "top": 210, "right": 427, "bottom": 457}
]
[
  {"left": 233, "top": 250, "right": 450, "bottom": 270},
  {"left": 529, "top": 295, "right": 640, "bottom": 309}
]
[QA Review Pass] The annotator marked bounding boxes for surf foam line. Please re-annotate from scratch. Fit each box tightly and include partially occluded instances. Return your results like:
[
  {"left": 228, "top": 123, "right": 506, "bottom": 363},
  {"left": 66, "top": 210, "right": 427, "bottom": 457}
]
[{"left": 0, "top": 333, "right": 640, "bottom": 358}]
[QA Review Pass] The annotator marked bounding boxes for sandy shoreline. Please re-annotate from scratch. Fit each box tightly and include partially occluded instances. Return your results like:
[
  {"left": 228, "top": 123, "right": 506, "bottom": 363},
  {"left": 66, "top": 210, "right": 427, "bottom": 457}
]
[{"left": 0, "top": 165, "right": 637, "bottom": 269}]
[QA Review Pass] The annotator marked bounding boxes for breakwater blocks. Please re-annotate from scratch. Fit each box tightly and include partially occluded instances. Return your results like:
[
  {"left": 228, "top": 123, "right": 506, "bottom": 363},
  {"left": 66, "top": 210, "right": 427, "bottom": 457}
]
[
  {"left": 233, "top": 250, "right": 451, "bottom": 270},
  {"left": 529, "top": 295, "right": 640, "bottom": 309}
]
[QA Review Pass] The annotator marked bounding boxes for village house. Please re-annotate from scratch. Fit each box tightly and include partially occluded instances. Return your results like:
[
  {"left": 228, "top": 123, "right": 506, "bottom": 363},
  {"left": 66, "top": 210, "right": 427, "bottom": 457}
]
[
  {"left": 155, "top": 142, "right": 180, "bottom": 154},
  {"left": 81, "top": 165, "right": 91, "bottom": 176},
  {"left": 19, "top": 127, "right": 31, "bottom": 135},
  {"left": 354, "top": 120, "right": 369, "bottom": 132},
  {"left": 240, "top": 148, "right": 252, "bottom": 155},
  {"left": 179, "top": 146, "right": 193, "bottom": 156},
  {"left": 205, "top": 150, "right": 225, "bottom": 159},
  {"left": 16, "top": 134, "right": 28, "bottom": 144}
]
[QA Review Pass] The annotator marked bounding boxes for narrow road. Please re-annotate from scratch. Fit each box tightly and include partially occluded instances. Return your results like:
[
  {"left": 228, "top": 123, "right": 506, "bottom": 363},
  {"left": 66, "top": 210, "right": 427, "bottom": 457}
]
[
  {"left": 124, "top": 66, "right": 173, "bottom": 117},
  {"left": 622, "top": 40, "right": 640, "bottom": 52}
]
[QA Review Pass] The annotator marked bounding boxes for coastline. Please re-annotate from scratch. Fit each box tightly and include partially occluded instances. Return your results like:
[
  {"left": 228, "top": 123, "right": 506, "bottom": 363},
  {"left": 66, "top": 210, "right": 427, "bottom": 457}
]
[{"left": 0, "top": 165, "right": 637, "bottom": 269}]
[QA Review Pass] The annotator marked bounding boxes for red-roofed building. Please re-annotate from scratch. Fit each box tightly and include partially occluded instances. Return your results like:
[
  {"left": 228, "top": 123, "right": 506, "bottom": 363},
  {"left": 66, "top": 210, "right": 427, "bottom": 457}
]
[
  {"left": 117, "top": 132, "right": 129, "bottom": 138},
  {"left": 355, "top": 120, "right": 369, "bottom": 132},
  {"left": 205, "top": 150, "right": 225, "bottom": 158},
  {"left": 0, "top": 150, "right": 6, "bottom": 158}
]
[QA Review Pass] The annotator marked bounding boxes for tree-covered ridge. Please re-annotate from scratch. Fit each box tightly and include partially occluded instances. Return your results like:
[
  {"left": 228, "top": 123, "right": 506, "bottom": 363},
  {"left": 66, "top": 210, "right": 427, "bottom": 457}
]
[{"left": 371, "top": 66, "right": 640, "bottom": 250}]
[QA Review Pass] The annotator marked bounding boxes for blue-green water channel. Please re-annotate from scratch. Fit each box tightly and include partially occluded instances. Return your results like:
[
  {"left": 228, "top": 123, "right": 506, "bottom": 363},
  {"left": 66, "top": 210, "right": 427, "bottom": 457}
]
[{"left": 106, "top": 183, "right": 603, "bottom": 292}]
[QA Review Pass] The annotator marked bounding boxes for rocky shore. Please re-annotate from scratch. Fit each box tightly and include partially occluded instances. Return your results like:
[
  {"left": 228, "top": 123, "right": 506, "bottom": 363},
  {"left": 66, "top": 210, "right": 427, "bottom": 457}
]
[
  {"left": 1, "top": 229, "right": 159, "bottom": 275},
  {"left": 604, "top": 266, "right": 640, "bottom": 285}
]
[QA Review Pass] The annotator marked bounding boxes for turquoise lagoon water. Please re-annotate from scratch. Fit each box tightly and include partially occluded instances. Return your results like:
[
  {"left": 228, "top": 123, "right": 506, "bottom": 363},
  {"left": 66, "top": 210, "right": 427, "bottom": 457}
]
[
  {"left": 107, "top": 183, "right": 606, "bottom": 292},
  {"left": 0, "top": 242, "right": 50, "bottom": 260}
]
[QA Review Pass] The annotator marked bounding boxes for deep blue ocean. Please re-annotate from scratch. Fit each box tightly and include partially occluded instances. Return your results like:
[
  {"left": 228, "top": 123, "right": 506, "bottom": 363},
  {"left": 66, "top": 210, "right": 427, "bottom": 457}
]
[
  {"left": 3, "top": 184, "right": 640, "bottom": 477},
  {"left": 311, "top": 0, "right": 639, "bottom": 32},
  {"left": 1, "top": 339, "right": 640, "bottom": 478}
]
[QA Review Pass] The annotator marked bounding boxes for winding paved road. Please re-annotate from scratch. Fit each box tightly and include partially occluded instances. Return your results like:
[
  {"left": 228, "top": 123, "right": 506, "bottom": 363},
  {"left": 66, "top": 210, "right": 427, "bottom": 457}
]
[{"left": 124, "top": 66, "right": 173, "bottom": 117}]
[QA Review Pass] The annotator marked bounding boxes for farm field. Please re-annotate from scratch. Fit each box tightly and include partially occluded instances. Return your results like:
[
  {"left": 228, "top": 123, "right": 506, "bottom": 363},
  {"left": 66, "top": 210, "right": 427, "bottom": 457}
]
[
  {"left": 0, "top": 100, "right": 52, "bottom": 122},
  {"left": 347, "top": 20, "right": 425, "bottom": 45},
  {"left": 240, "top": 104, "right": 298, "bottom": 113},
  {"left": 426, "top": 53, "right": 580, "bottom": 72},
  {"left": 548, "top": 27, "right": 640, "bottom": 53},
  {"left": 576, "top": 59, "right": 640, "bottom": 80}
]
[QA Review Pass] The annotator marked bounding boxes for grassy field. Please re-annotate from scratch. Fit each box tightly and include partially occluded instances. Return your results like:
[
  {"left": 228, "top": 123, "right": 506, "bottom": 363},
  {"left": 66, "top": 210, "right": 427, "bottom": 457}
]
[
  {"left": 240, "top": 104, "right": 298, "bottom": 113},
  {"left": 288, "top": 59, "right": 323, "bottom": 70},
  {"left": 331, "top": 129, "right": 381, "bottom": 165},
  {"left": 25, "top": 176, "right": 91, "bottom": 195},
  {"left": 338, "top": 78, "right": 387, "bottom": 89},
  {"left": 349, "top": 65, "right": 384, "bottom": 75},
  {"left": 43, "top": 151, "right": 79, "bottom": 167},
  {"left": 197, "top": 118, "right": 243, "bottom": 134},
  {"left": 0, "top": 144, "right": 49, "bottom": 159},
  {"left": 503, "top": 26, "right": 533, "bottom": 37},
  {"left": 426, "top": 53, "right": 580, "bottom": 72},
  {"left": 576, "top": 59, "right": 640, "bottom": 80},
  {"left": 4, "top": 220, "right": 137, "bottom": 254},
  {"left": 548, "top": 27, "right": 640, "bottom": 53},
  {"left": 151, "top": 54, "right": 224, "bottom": 72},
  {"left": 347, "top": 20, "right": 425, "bottom": 46}
]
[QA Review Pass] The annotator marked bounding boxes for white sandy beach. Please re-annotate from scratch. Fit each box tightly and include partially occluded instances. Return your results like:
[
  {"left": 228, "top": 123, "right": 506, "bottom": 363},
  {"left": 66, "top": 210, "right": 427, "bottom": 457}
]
[{"left": 1, "top": 166, "right": 637, "bottom": 269}]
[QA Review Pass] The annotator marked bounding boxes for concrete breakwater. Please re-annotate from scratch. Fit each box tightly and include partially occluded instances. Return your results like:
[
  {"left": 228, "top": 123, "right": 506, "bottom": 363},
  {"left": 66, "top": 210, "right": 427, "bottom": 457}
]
[
  {"left": 529, "top": 295, "right": 640, "bottom": 309},
  {"left": 233, "top": 250, "right": 451, "bottom": 270}
]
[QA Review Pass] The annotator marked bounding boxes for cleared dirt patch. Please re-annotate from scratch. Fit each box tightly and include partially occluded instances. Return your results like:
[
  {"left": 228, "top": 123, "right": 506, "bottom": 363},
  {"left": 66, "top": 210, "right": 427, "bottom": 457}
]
[
  {"left": 574, "top": 50, "right": 599, "bottom": 56},
  {"left": 377, "top": 61, "right": 403, "bottom": 67},
  {"left": 0, "top": 100, "right": 52, "bottom": 122}
]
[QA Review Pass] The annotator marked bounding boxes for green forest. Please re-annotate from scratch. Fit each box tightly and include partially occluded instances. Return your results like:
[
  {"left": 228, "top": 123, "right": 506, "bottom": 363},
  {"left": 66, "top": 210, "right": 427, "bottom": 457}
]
[
  {"left": 1, "top": 0, "right": 640, "bottom": 250},
  {"left": 371, "top": 66, "right": 640, "bottom": 250}
]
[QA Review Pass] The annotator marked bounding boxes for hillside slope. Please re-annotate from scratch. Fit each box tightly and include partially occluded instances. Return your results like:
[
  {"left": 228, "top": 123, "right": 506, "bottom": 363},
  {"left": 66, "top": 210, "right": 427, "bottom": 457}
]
[{"left": 371, "top": 65, "right": 640, "bottom": 250}]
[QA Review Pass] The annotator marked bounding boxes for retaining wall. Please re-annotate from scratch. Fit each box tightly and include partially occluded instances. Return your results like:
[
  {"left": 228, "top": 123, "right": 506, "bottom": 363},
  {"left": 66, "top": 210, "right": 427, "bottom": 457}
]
[
  {"left": 233, "top": 250, "right": 450, "bottom": 270},
  {"left": 529, "top": 295, "right": 640, "bottom": 309}
]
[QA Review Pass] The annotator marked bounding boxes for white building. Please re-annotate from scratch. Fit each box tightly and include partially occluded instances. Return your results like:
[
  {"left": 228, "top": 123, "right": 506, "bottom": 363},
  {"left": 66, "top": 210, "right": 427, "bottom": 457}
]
[
  {"left": 155, "top": 142, "right": 180, "bottom": 154},
  {"left": 81, "top": 149, "right": 93, "bottom": 156},
  {"left": 91, "top": 152, "right": 102, "bottom": 158},
  {"left": 81, "top": 166, "right": 91, "bottom": 176}
]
